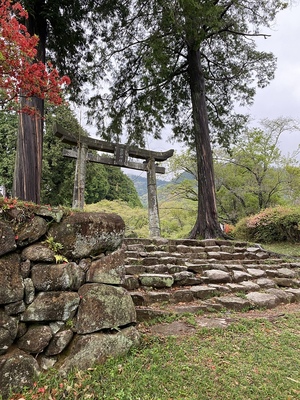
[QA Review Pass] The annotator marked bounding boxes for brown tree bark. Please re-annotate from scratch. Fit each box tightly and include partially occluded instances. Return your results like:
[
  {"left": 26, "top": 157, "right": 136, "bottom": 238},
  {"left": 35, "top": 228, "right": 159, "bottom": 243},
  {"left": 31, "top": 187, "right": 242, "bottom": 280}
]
[
  {"left": 13, "top": 3, "right": 46, "bottom": 203},
  {"left": 187, "top": 47, "right": 224, "bottom": 239},
  {"left": 13, "top": 96, "right": 44, "bottom": 203}
]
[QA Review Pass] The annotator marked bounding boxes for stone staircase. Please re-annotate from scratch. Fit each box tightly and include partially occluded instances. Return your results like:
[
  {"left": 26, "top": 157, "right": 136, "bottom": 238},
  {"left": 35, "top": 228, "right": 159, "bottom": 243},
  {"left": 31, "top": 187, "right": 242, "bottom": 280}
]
[{"left": 122, "top": 238, "right": 300, "bottom": 321}]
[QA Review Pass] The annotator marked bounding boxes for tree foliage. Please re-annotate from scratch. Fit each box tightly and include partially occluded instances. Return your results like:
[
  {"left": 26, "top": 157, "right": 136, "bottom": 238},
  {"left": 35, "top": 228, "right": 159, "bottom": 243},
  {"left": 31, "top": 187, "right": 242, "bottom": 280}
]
[
  {"left": 165, "top": 118, "right": 300, "bottom": 224},
  {"left": 0, "top": 0, "right": 69, "bottom": 112},
  {"left": 86, "top": 0, "right": 288, "bottom": 238}
]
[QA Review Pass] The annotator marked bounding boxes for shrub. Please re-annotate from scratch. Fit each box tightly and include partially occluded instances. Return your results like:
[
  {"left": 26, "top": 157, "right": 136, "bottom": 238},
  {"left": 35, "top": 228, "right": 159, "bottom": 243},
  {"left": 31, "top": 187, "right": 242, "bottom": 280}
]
[{"left": 233, "top": 206, "right": 300, "bottom": 243}]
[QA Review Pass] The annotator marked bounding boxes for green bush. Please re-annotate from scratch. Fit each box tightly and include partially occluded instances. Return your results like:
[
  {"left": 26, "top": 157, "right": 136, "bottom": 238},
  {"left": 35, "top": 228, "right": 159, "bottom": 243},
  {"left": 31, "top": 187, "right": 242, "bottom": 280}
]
[{"left": 233, "top": 206, "right": 300, "bottom": 243}]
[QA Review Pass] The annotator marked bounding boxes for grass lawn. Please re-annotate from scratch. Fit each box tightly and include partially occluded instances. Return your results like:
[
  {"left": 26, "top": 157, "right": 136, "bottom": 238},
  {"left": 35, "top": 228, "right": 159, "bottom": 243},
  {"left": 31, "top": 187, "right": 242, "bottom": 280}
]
[
  {"left": 261, "top": 242, "right": 300, "bottom": 257},
  {"left": 8, "top": 312, "right": 300, "bottom": 400}
]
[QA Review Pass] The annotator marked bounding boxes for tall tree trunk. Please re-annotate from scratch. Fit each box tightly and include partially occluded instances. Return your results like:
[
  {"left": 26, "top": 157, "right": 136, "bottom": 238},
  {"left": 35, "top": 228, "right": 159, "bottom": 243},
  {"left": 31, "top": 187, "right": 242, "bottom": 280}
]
[
  {"left": 13, "top": 96, "right": 44, "bottom": 203},
  {"left": 187, "top": 47, "right": 224, "bottom": 239},
  {"left": 13, "top": 3, "right": 46, "bottom": 203}
]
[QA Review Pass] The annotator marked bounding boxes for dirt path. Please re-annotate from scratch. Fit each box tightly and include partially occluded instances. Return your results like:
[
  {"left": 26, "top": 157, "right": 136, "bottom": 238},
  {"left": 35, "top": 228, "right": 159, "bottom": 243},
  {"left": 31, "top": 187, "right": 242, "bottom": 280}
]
[{"left": 141, "top": 302, "right": 300, "bottom": 337}]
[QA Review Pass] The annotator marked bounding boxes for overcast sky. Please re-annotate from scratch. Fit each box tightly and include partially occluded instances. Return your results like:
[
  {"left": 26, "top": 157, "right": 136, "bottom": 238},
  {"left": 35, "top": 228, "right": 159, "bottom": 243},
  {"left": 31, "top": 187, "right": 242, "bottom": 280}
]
[{"left": 246, "top": 2, "right": 300, "bottom": 155}]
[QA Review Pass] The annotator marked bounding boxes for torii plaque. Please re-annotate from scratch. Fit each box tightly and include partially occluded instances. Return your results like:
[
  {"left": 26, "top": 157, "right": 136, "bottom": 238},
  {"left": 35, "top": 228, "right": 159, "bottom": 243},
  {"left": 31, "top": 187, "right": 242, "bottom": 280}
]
[{"left": 53, "top": 123, "right": 174, "bottom": 237}]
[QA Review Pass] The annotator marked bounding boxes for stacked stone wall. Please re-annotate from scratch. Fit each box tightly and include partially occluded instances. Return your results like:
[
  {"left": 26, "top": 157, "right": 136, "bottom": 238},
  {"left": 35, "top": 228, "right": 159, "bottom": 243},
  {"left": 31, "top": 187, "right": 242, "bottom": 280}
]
[{"left": 0, "top": 207, "right": 139, "bottom": 399}]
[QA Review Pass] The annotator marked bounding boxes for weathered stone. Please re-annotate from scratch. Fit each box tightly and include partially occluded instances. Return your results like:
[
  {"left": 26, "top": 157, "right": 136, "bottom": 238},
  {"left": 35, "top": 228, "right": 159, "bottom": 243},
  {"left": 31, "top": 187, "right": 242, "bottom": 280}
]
[
  {"left": 185, "top": 263, "right": 211, "bottom": 273},
  {"left": 21, "top": 292, "right": 80, "bottom": 322},
  {"left": 45, "top": 329, "right": 73, "bottom": 356},
  {"left": 146, "top": 291, "right": 171, "bottom": 304},
  {"left": 0, "top": 221, "right": 16, "bottom": 256},
  {"left": 206, "top": 252, "right": 221, "bottom": 259},
  {"left": 17, "top": 325, "right": 53, "bottom": 354},
  {"left": 4, "top": 300, "right": 26, "bottom": 315},
  {"left": 48, "top": 212, "right": 125, "bottom": 259},
  {"left": 15, "top": 216, "right": 48, "bottom": 247},
  {"left": 232, "top": 270, "right": 252, "bottom": 283},
  {"left": 49, "top": 321, "right": 65, "bottom": 334},
  {"left": 145, "top": 264, "right": 169, "bottom": 273},
  {"left": 130, "top": 292, "right": 147, "bottom": 306},
  {"left": 239, "top": 281, "right": 261, "bottom": 292},
  {"left": 266, "top": 289, "right": 295, "bottom": 304},
  {"left": 60, "top": 326, "right": 140, "bottom": 374},
  {"left": 202, "top": 269, "right": 231, "bottom": 283},
  {"left": 276, "top": 268, "right": 297, "bottom": 278},
  {"left": 24, "top": 278, "right": 35, "bottom": 304},
  {"left": 173, "top": 289, "right": 194, "bottom": 303},
  {"left": 217, "top": 296, "right": 251, "bottom": 311},
  {"left": 0, "top": 310, "right": 18, "bottom": 355},
  {"left": 286, "top": 288, "right": 300, "bottom": 301},
  {"left": 38, "top": 355, "right": 57, "bottom": 371},
  {"left": 0, "top": 349, "right": 40, "bottom": 399},
  {"left": 135, "top": 307, "right": 173, "bottom": 322},
  {"left": 76, "top": 284, "right": 136, "bottom": 334},
  {"left": 247, "top": 268, "right": 266, "bottom": 278},
  {"left": 167, "top": 265, "right": 187, "bottom": 273},
  {"left": 123, "top": 275, "right": 140, "bottom": 290},
  {"left": 0, "top": 253, "right": 24, "bottom": 305},
  {"left": 208, "top": 284, "right": 231, "bottom": 293},
  {"left": 78, "top": 258, "right": 92, "bottom": 272},
  {"left": 86, "top": 247, "right": 125, "bottom": 284},
  {"left": 139, "top": 273, "right": 174, "bottom": 288},
  {"left": 21, "top": 244, "right": 55, "bottom": 262},
  {"left": 246, "top": 292, "right": 280, "bottom": 309},
  {"left": 190, "top": 285, "right": 218, "bottom": 300},
  {"left": 34, "top": 205, "right": 64, "bottom": 222},
  {"left": 256, "top": 278, "right": 277, "bottom": 288},
  {"left": 20, "top": 260, "right": 31, "bottom": 278},
  {"left": 226, "top": 283, "right": 246, "bottom": 292},
  {"left": 225, "top": 264, "right": 246, "bottom": 271},
  {"left": 125, "top": 264, "right": 146, "bottom": 274},
  {"left": 31, "top": 262, "right": 85, "bottom": 291},
  {"left": 173, "top": 271, "right": 195, "bottom": 283},
  {"left": 273, "top": 278, "right": 298, "bottom": 287}
]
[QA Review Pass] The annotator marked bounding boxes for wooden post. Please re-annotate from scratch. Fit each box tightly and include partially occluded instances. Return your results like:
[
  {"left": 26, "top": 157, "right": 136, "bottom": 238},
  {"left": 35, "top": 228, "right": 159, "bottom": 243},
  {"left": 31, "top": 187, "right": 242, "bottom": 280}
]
[
  {"left": 72, "top": 142, "right": 88, "bottom": 209},
  {"left": 147, "top": 157, "right": 160, "bottom": 237}
]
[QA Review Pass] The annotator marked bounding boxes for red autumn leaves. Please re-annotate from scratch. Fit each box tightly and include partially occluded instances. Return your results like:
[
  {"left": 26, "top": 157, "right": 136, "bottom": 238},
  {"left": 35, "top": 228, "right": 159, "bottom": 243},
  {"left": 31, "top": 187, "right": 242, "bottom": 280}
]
[{"left": 0, "top": 0, "right": 69, "bottom": 113}]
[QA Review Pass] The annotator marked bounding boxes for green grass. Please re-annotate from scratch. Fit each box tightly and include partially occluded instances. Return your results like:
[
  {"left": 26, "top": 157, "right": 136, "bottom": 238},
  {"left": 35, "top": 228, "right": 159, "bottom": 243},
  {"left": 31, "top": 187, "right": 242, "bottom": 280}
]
[
  {"left": 7, "top": 313, "right": 300, "bottom": 400},
  {"left": 262, "top": 242, "right": 300, "bottom": 257}
]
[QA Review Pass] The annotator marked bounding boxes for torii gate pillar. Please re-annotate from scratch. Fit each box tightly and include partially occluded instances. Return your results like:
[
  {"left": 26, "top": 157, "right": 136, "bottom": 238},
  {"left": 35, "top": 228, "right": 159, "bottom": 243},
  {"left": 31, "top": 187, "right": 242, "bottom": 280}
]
[
  {"left": 72, "top": 142, "right": 88, "bottom": 209},
  {"left": 147, "top": 157, "right": 160, "bottom": 237}
]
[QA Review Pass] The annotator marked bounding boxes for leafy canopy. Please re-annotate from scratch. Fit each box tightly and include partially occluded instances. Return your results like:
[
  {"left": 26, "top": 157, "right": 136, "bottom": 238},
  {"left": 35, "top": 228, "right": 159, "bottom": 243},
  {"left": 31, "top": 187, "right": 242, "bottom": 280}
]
[
  {"left": 86, "top": 0, "right": 287, "bottom": 147},
  {"left": 0, "top": 0, "right": 69, "bottom": 113}
]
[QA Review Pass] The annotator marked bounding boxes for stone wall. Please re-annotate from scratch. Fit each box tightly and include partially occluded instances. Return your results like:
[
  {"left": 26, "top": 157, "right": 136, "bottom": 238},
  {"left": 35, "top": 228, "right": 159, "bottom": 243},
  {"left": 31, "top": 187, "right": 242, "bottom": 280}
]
[{"left": 0, "top": 206, "right": 140, "bottom": 399}]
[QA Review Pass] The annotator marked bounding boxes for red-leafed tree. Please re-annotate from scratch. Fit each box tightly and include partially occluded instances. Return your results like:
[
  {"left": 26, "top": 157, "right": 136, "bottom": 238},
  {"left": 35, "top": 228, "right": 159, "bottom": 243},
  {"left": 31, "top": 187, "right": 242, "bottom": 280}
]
[
  {"left": 0, "top": 0, "right": 69, "bottom": 203},
  {"left": 0, "top": 0, "right": 69, "bottom": 111}
]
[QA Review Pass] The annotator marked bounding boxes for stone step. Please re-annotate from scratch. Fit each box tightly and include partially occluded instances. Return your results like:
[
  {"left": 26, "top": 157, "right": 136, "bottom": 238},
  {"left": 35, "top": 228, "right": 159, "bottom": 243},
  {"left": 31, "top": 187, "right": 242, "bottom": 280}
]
[
  {"left": 123, "top": 238, "right": 300, "bottom": 322},
  {"left": 134, "top": 288, "right": 300, "bottom": 322}
]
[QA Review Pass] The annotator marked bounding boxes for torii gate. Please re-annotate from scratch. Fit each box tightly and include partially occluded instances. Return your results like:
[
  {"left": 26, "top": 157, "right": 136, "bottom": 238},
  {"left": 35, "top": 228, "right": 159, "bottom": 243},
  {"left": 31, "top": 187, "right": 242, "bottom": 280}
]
[{"left": 53, "top": 123, "right": 174, "bottom": 237}]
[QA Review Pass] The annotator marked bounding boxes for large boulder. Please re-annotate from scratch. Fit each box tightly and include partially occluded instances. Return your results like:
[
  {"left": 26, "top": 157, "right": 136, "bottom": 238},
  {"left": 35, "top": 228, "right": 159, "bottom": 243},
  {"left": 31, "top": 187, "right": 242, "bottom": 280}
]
[
  {"left": 76, "top": 284, "right": 136, "bottom": 334},
  {"left": 0, "top": 310, "right": 18, "bottom": 355},
  {"left": 48, "top": 212, "right": 125, "bottom": 259},
  {"left": 0, "top": 253, "right": 24, "bottom": 305},
  {"left": 21, "top": 292, "right": 80, "bottom": 322},
  {"left": 15, "top": 216, "right": 48, "bottom": 247},
  {"left": 0, "top": 350, "right": 40, "bottom": 399},
  {"left": 86, "top": 247, "right": 125, "bottom": 284},
  {"left": 60, "top": 326, "right": 140, "bottom": 374},
  {"left": 0, "top": 221, "right": 16, "bottom": 256},
  {"left": 31, "top": 262, "right": 85, "bottom": 291},
  {"left": 17, "top": 325, "right": 53, "bottom": 354}
]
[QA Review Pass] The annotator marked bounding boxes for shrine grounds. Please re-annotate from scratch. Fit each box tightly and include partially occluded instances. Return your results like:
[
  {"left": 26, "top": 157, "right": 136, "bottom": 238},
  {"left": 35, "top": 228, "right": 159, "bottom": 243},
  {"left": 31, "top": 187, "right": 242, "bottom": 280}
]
[{"left": 7, "top": 305, "right": 300, "bottom": 400}]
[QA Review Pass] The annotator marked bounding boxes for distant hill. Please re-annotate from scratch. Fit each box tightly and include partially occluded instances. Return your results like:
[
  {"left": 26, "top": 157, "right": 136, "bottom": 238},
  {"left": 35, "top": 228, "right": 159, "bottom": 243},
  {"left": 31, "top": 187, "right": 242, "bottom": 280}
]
[{"left": 127, "top": 174, "right": 170, "bottom": 205}]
